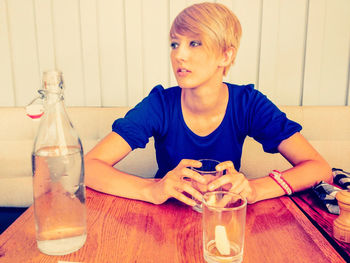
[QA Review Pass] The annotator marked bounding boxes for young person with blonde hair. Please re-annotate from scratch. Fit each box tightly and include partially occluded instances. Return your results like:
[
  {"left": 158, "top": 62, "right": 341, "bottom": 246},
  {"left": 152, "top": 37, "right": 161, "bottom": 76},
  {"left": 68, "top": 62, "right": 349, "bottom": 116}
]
[{"left": 85, "top": 2, "right": 331, "bottom": 206}]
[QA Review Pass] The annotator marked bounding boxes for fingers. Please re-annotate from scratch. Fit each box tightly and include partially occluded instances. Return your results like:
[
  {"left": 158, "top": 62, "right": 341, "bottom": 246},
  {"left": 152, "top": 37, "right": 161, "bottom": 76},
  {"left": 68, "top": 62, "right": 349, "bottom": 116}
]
[
  {"left": 169, "top": 188, "right": 196, "bottom": 206},
  {"left": 216, "top": 161, "right": 237, "bottom": 174},
  {"left": 178, "top": 159, "right": 202, "bottom": 169},
  {"left": 161, "top": 165, "right": 205, "bottom": 206},
  {"left": 158, "top": 159, "right": 251, "bottom": 207},
  {"left": 183, "top": 182, "right": 203, "bottom": 202},
  {"left": 208, "top": 161, "right": 240, "bottom": 190},
  {"left": 175, "top": 159, "right": 206, "bottom": 184},
  {"left": 239, "top": 187, "right": 253, "bottom": 204},
  {"left": 167, "top": 180, "right": 202, "bottom": 206},
  {"left": 210, "top": 172, "right": 247, "bottom": 192},
  {"left": 207, "top": 162, "right": 254, "bottom": 202},
  {"left": 181, "top": 167, "right": 207, "bottom": 184}
]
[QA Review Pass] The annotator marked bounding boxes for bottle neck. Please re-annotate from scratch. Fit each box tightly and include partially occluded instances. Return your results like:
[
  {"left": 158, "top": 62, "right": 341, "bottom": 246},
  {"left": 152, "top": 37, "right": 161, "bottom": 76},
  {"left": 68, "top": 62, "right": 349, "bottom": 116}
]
[{"left": 41, "top": 86, "right": 64, "bottom": 107}]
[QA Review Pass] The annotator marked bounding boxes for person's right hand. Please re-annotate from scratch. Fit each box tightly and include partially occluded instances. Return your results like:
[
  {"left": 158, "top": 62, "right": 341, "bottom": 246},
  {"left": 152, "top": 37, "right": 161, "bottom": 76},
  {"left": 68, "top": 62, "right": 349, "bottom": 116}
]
[{"left": 150, "top": 159, "right": 206, "bottom": 206}]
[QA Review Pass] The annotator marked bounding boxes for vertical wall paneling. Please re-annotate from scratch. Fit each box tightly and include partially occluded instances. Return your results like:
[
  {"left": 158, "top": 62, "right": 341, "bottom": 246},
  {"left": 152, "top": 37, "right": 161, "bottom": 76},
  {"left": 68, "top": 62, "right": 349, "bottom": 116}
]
[
  {"left": 169, "top": 0, "right": 188, "bottom": 38},
  {"left": 97, "top": 0, "right": 127, "bottom": 106},
  {"left": 52, "top": 0, "right": 84, "bottom": 106},
  {"left": 33, "top": 0, "right": 56, "bottom": 78},
  {"left": 142, "top": 0, "right": 169, "bottom": 94},
  {"left": 259, "top": 0, "right": 307, "bottom": 105},
  {"left": 258, "top": 0, "right": 279, "bottom": 101},
  {"left": 6, "top": 0, "right": 40, "bottom": 106},
  {"left": 168, "top": 0, "right": 188, "bottom": 87},
  {"left": 348, "top": 50, "right": 350, "bottom": 106},
  {"left": 303, "top": 0, "right": 350, "bottom": 105},
  {"left": 277, "top": 0, "right": 307, "bottom": 105},
  {"left": 1, "top": 0, "right": 350, "bottom": 107},
  {"left": 319, "top": 0, "right": 350, "bottom": 105},
  {"left": 125, "top": 0, "right": 144, "bottom": 107},
  {"left": 80, "top": 0, "right": 101, "bottom": 106},
  {"left": 224, "top": 0, "right": 262, "bottom": 86},
  {"left": 0, "top": 0, "right": 15, "bottom": 106},
  {"left": 302, "top": 0, "right": 326, "bottom": 105}
]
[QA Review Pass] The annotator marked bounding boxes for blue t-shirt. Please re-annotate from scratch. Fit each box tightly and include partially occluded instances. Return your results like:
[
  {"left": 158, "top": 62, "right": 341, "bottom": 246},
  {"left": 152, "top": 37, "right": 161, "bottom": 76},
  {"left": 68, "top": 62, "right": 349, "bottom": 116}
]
[{"left": 112, "top": 83, "right": 302, "bottom": 178}]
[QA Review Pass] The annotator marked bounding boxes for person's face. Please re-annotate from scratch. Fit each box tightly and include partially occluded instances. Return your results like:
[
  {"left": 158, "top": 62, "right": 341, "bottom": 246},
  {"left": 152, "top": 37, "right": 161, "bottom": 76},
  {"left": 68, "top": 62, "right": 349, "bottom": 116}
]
[{"left": 170, "top": 33, "right": 224, "bottom": 89}]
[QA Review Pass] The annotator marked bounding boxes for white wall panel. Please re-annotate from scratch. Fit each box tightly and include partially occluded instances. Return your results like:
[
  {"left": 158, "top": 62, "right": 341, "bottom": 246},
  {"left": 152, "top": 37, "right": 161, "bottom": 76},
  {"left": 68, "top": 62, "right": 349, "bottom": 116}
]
[
  {"left": 97, "top": 0, "right": 127, "bottom": 106},
  {"left": 33, "top": 0, "right": 55, "bottom": 77},
  {"left": 80, "top": 0, "right": 101, "bottom": 106},
  {"left": 0, "top": 0, "right": 14, "bottom": 106},
  {"left": 276, "top": 0, "right": 307, "bottom": 105},
  {"left": 258, "top": 0, "right": 279, "bottom": 100},
  {"left": 303, "top": 0, "right": 350, "bottom": 105},
  {"left": 224, "top": 0, "right": 262, "bottom": 86},
  {"left": 302, "top": 0, "right": 326, "bottom": 106},
  {"left": 169, "top": 0, "right": 188, "bottom": 87},
  {"left": 348, "top": 63, "right": 350, "bottom": 105},
  {"left": 0, "top": 0, "right": 349, "bottom": 107},
  {"left": 6, "top": 0, "right": 40, "bottom": 106},
  {"left": 142, "top": 0, "right": 169, "bottom": 94},
  {"left": 52, "top": 0, "right": 84, "bottom": 106},
  {"left": 319, "top": 0, "right": 350, "bottom": 105},
  {"left": 259, "top": 0, "right": 307, "bottom": 105},
  {"left": 125, "top": 0, "right": 144, "bottom": 107}
]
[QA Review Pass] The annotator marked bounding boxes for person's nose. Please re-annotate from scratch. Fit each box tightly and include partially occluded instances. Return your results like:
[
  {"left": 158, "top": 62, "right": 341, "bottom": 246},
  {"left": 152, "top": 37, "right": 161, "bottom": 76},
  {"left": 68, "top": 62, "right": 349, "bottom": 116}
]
[{"left": 174, "top": 44, "right": 189, "bottom": 62}]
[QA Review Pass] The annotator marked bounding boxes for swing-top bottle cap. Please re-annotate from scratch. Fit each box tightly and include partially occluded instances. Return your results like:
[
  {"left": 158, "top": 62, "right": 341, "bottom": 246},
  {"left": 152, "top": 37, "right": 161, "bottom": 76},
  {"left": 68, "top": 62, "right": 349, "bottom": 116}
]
[{"left": 42, "top": 70, "right": 64, "bottom": 90}]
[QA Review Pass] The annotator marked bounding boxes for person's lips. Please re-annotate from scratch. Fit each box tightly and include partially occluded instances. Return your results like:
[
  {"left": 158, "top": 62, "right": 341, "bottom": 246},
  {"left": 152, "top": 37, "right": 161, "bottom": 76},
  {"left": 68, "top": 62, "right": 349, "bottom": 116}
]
[{"left": 177, "top": 68, "right": 191, "bottom": 77}]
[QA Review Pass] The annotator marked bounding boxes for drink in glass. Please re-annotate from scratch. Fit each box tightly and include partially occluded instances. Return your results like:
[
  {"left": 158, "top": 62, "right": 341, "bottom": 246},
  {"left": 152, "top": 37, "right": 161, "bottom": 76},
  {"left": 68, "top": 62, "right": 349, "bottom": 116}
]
[
  {"left": 202, "top": 191, "right": 247, "bottom": 263},
  {"left": 191, "top": 159, "right": 222, "bottom": 212}
]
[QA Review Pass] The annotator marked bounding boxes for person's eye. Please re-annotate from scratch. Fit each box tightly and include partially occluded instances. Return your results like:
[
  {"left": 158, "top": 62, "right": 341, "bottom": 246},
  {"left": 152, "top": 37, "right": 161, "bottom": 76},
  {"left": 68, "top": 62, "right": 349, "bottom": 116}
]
[
  {"left": 170, "top": 42, "right": 179, "bottom": 49},
  {"left": 190, "top": 41, "right": 201, "bottom": 47}
]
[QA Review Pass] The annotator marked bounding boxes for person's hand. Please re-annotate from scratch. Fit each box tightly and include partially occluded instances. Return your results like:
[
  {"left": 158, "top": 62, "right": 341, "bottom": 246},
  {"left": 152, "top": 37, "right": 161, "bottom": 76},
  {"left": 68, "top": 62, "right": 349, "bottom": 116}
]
[
  {"left": 207, "top": 161, "right": 257, "bottom": 204},
  {"left": 150, "top": 159, "right": 206, "bottom": 206}
]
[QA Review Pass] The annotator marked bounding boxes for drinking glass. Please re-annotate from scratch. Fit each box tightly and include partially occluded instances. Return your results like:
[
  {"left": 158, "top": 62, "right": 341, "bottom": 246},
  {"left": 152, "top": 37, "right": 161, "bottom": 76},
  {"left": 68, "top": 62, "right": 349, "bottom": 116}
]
[
  {"left": 191, "top": 159, "right": 222, "bottom": 212},
  {"left": 202, "top": 191, "right": 247, "bottom": 263}
]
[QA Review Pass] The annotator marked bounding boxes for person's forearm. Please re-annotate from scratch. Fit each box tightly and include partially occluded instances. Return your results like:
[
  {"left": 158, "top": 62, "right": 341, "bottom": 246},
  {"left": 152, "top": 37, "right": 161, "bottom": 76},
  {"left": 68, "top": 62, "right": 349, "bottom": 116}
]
[
  {"left": 85, "top": 158, "right": 156, "bottom": 203},
  {"left": 250, "top": 159, "right": 332, "bottom": 203},
  {"left": 281, "top": 159, "right": 332, "bottom": 191}
]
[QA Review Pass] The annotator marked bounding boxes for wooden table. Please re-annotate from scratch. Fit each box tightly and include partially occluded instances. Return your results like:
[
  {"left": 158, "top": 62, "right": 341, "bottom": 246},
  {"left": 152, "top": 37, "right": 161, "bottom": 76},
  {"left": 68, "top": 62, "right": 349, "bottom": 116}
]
[
  {"left": 291, "top": 189, "right": 350, "bottom": 261},
  {"left": 0, "top": 188, "right": 346, "bottom": 263}
]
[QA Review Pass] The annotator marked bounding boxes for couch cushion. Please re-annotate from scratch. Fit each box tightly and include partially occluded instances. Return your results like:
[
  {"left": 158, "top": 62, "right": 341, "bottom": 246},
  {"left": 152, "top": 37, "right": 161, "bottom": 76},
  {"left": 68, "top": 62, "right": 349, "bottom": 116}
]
[{"left": 1, "top": 106, "right": 349, "bottom": 207}]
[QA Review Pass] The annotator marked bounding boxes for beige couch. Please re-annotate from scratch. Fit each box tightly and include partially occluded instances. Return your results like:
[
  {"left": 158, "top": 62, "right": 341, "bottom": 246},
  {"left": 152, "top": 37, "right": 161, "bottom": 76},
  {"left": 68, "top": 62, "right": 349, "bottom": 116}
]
[{"left": 1, "top": 106, "right": 349, "bottom": 207}]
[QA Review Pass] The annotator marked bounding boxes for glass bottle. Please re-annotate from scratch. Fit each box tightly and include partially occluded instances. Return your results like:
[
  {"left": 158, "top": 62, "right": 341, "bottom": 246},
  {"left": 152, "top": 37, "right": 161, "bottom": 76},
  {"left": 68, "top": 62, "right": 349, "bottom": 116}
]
[{"left": 32, "top": 70, "right": 87, "bottom": 255}]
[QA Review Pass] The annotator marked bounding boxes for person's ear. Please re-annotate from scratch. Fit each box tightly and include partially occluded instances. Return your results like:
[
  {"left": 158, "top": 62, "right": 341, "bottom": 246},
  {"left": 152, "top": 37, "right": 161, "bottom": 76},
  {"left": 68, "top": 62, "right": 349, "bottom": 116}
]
[{"left": 219, "top": 47, "right": 237, "bottom": 67}]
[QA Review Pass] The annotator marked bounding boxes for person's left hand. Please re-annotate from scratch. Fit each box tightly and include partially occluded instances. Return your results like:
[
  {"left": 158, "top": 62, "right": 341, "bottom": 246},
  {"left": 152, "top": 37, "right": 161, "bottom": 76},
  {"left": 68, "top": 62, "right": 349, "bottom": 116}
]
[{"left": 207, "top": 161, "right": 257, "bottom": 204}]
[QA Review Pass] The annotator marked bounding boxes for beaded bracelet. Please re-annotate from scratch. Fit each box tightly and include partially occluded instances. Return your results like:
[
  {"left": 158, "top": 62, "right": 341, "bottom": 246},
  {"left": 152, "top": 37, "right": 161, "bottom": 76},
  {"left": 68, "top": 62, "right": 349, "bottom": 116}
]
[{"left": 269, "top": 170, "right": 294, "bottom": 195}]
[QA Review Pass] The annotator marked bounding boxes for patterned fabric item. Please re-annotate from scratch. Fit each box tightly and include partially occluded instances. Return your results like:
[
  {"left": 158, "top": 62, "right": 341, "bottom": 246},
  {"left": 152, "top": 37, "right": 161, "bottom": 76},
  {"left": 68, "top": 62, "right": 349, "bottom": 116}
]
[
  {"left": 311, "top": 168, "right": 350, "bottom": 215},
  {"left": 333, "top": 168, "right": 350, "bottom": 189},
  {"left": 312, "top": 181, "right": 341, "bottom": 215}
]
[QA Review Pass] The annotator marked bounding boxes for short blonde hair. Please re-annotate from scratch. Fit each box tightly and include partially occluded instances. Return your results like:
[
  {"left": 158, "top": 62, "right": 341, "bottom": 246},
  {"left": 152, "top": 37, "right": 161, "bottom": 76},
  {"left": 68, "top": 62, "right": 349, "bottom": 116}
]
[{"left": 170, "top": 2, "right": 242, "bottom": 76}]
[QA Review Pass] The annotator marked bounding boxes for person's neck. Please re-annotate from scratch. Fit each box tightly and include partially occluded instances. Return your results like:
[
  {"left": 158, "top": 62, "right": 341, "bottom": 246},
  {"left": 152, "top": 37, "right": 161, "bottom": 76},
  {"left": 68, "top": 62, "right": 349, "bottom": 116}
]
[{"left": 182, "top": 82, "right": 228, "bottom": 116}]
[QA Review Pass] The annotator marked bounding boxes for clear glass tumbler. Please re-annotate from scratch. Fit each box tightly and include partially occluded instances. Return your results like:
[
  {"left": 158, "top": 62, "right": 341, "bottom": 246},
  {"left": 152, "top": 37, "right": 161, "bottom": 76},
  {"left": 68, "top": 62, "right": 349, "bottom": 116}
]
[
  {"left": 191, "top": 159, "right": 222, "bottom": 212},
  {"left": 202, "top": 191, "right": 247, "bottom": 263}
]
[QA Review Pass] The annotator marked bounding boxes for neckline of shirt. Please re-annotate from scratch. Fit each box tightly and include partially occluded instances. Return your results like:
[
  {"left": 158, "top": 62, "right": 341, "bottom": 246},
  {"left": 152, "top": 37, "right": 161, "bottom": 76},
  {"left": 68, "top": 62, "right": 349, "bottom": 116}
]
[{"left": 177, "top": 83, "right": 231, "bottom": 141}]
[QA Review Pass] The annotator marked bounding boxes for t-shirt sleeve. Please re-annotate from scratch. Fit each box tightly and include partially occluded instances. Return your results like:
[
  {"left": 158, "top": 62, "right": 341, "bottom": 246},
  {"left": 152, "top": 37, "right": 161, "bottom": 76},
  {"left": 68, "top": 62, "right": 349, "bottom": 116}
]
[
  {"left": 112, "top": 85, "right": 166, "bottom": 150},
  {"left": 244, "top": 86, "right": 302, "bottom": 153}
]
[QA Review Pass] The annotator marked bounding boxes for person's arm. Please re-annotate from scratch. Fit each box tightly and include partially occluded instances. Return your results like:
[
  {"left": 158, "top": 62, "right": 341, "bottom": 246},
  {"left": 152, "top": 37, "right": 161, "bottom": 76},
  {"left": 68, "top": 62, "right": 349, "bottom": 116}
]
[
  {"left": 85, "top": 132, "right": 205, "bottom": 205},
  {"left": 208, "top": 132, "right": 332, "bottom": 203},
  {"left": 250, "top": 132, "right": 332, "bottom": 202},
  {"left": 85, "top": 132, "right": 155, "bottom": 202}
]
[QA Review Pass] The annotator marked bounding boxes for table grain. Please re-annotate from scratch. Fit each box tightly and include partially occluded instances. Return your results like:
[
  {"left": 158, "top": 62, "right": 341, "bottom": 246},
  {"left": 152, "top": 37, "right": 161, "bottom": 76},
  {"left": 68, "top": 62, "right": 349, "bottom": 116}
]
[
  {"left": 0, "top": 189, "right": 345, "bottom": 263},
  {"left": 291, "top": 190, "right": 350, "bottom": 261}
]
